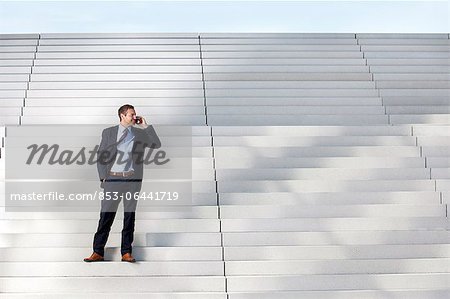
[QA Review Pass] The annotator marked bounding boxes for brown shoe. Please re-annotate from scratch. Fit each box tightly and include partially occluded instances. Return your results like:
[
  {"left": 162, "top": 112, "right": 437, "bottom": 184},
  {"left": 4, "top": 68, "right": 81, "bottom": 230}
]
[
  {"left": 121, "top": 253, "right": 136, "bottom": 263},
  {"left": 83, "top": 252, "right": 104, "bottom": 262}
]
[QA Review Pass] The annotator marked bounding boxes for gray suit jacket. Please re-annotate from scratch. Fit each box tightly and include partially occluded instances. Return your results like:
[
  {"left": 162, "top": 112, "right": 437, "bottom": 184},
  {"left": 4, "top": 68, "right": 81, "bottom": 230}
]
[{"left": 96, "top": 124, "right": 161, "bottom": 183}]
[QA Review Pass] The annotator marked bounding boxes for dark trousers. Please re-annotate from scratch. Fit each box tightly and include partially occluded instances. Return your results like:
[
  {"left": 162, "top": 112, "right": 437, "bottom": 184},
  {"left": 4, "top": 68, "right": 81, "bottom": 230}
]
[{"left": 93, "top": 176, "right": 141, "bottom": 256}]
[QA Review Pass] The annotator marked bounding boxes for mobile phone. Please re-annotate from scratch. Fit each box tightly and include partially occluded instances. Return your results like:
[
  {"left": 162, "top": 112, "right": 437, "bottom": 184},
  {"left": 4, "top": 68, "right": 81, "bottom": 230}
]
[{"left": 134, "top": 116, "right": 142, "bottom": 124}]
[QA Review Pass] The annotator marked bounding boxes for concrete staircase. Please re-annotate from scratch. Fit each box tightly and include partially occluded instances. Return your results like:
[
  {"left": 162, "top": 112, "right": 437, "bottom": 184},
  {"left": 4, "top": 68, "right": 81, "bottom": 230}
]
[{"left": 0, "top": 33, "right": 449, "bottom": 298}]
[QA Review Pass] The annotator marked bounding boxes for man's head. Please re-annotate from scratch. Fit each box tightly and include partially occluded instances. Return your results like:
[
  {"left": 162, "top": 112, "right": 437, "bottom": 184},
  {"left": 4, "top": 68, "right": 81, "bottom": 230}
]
[{"left": 118, "top": 104, "right": 136, "bottom": 127}]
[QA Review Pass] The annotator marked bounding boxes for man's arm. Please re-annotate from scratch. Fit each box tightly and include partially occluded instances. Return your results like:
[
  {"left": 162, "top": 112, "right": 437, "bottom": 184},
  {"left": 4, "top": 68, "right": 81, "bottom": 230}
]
[
  {"left": 136, "top": 117, "right": 161, "bottom": 149},
  {"left": 96, "top": 128, "right": 109, "bottom": 181},
  {"left": 141, "top": 125, "right": 161, "bottom": 149}
]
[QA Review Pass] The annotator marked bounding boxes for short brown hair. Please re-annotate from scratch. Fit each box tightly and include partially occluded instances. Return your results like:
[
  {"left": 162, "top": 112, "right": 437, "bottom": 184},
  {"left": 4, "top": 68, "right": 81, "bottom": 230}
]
[{"left": 118, "top": 104, "right": 134, "bottom": 121}]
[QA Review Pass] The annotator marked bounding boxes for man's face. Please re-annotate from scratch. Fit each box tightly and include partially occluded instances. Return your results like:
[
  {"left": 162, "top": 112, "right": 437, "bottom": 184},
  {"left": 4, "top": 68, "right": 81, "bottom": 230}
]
[{"left": 121, "top": 108, "right": 136, "bottom": 126}]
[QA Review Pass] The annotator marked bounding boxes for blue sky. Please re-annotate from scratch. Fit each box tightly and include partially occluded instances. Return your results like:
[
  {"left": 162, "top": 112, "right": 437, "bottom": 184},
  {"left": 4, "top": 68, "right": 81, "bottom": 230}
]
[{"left": 0, "top": 1, "right": 448, "bottom": 33}]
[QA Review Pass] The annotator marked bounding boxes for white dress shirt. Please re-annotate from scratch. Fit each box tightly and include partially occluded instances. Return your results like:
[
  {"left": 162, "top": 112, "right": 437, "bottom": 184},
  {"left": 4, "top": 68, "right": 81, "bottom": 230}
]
[{"left": 110, "top": 124, "right": 135, "bottom": 172}]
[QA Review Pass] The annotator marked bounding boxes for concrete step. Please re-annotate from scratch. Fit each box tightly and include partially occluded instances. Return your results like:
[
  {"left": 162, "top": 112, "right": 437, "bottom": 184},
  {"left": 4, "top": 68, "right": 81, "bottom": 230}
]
[
  {"left": 6, "top": 136, "right": 212, "bottom": 146},
  {"left": 0, "top": 53, "right": 35, "bottom": 59},
  {"left": 0, "top": 46, "right": 37, "bottom": 53},
  {"left": 201, "top": 49, "right": 363, "bottom": 58},
  {"left": 0, "top": 293, "right": 227, "bottom": 299},
  {"left": 0, "top": 67, "right": 31, "bottom": 74},
  {"left": 204, "top": 72, "right": 372, "bottom": 80},
  {"left": 227, "top": 289, "right": 450, "bottom": 299},
  {"left": 35, "top": 51, "right": 201, "bottom": 59},
  {"left": 33, "top": 61, "right": 201, "bottom": 74},
  {"left": 214, "top": 146, "right": 420, "bottom": 157},
  {"left": 0, "top": 188, "right": 216, "bottom": 206},
  {"left": 431, "top": 168, "right": 450, "bottom": 179},
  {"left": 0, "top": 207, "right": 219, "bottom": 219},
  {"left": 0, "top": 276, "right": 225, "bottom": 293},
  {"left": 414, "top": 125, "right": 450, "bottom": 136},
  {"left": 0, "top": 116, "right": 20, "bottom": 125},
  {"left": 421, "top": 146, "right": 450, "bottom": 158},
  {"left": 201, "top": 38, "right": 357, "bottom": 45},
  {"left": 379, "top": 82, "right": 450, "bottom": 89},
  {"left": 205, "top": 81, "right": 374, "bottom": 88},
  {"left": 205, "top": 81, "right": 375, "bottom": 89},
  {"left": 33, "top": 58, "right": 201, "bottom": 66},
  {"left": 39, "top": 33, "right": 198, "bottom": 38},
  {"left": 383, "top": 96, "right": 450, "bottom": 106},
  {"left": 29, "top": 81, "right": 202, "bottom": 90},
  {"left": 0, "top": 232, "right": 221, "bottom": 247},
  {"left": 201, "top": 45, "right": 360, "bottom": 52},
  {"left": 36, "top": 44, "right": 200, "bottom": 52},
  {"left": 375, "top": 73, "right": 450, "bottom": 80},
  {"left": 0, "top": 261, "right": 224, "bottom": 276},
  {"left": 216, "top": 168, "right": 429, "bottom": 180},
  {"left": 23, "top": 106, "right": 205, "bottom": 115},
  {"left": 211, "top": 125, "right": 412, "bottom": 136},
  {"left": 387, "top": 106, "right": 450, "bottom": 114},
  {"left": 27, "top": 89, "right": 204, "bottom": 97},
  {"left": 25, "top": 97, "right": 205, "bottom": 107},
  {"left": 0, "top": 108, "right": 19, "bottom": 119},
  {"left": 0, "top": 83, "right": 27, "bottom": 90},
  {"left": 380, "top": 89, "right": 450, "bottom": 96},
  {"left": 206, "top": 97, "right": 375, "bottom": 107},
  {"left": 362, "top": 38, "right": 450, "bottom": 44},
  {"left": 427, "top": 157, "right": 450, "bottom": 168},
  {"left": 418, "top": 136, "right": 450, "bottom": 146},
  {"left": 392, "top": 114, "right": 450, "bottom": 125},
  {"left": 0, "top": 219, "right": 220, "bottom": 233},
  {"left": 3, "top": 190, "right": 441, "bottom": 206},
  {"left": 368, "top": 58, "right": 450, "bottom": 65},
  {"left": 0, "top": 90, "right": 25, "bottom": 98},
  {"left": 206, "top": 115, "right": 389, "bottom": 125},
  {"left": 21, "top": 116, "right": 206, "bottom": 125},
  {"left": 225, "top": 258, "right": 450, "bottom": 275},
  {"left": 207, "top": 106, "right": 384, "bottom": 115},
  {"left": 35, "top": 50, "right": 363, "bottom": 59},
  {"left": 0, "top": 39, "right": 37, "bottom": 46},
  {"left": 0, "top": 247, "right": 223, "bottom": 261},
  {"left": 21, "top": 105, "right": 384, "bottom": 116},
  {"left": 218, "top": 191, "right": 441, "bottom": 205},
  {"left": 205, "top": 88, "right": 378, "bottom": 97},
  {"left": 3, "top": 169, "right": 213, "bottom": 180},
  {"left": 442, "top": 191, "right": 450, "bottom": 203},
  {"left": 4, "top": 124, "right": 210, "bottom": 136},
  {"left": 0, "top": 180, "right": 216, "bottom": 195},
  {"left": 224, "top": 244, "right": 450, "bottom": 260},
  {"left": 226, "top": 273, "right": 450, "bottom": 291},
  {"left": 356, "top": 33, "right": 448, "bottom": 39},
  {"left": 436, "top": 179, "right": 450, "bottom": 191},
  {"left": 222, "top": 231, "right": 450, "bottom": 246},
  {"left": 5, "top": 161, "right": 213, "bottom": 174},
  {"left": 219, "top": 204, "right": 445, "bottom": 218},
  {"left": 202, "top": 58, "right": 365, "bottom": 65},
  {"left": 213, "top": 136, "right": 416, "bottom": 146},
  {"left": 217, "top": 179, "right": 434, "bottom": 192},
  {"left": 214, "top": 157, "right": 425, "bottom": 168},
  {"left": 0, "top": 98, "right": 25, "bottom": 106},
  {"left": 362, "top": 45, "right": 450, "bottom": 52},
  {"left": 221, "top": 217, "right": 447, "bottom": 232},
  {"left": 202, "top": 32, "right": 351, "bottom": 37},
  {"left": 31, "top": 73, "right": 203, "bottom": 81}
]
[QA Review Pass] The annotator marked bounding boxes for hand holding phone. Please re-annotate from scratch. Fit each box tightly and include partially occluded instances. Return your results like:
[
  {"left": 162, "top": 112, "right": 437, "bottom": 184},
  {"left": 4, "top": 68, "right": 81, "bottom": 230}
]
[{"left": 133, "top": 115, "right": 148, "bottom": 128}]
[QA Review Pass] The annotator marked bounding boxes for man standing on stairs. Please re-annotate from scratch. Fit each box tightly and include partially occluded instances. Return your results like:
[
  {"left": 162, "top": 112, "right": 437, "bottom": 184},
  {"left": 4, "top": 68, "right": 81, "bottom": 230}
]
[{"left": 84, "top": 104, "right": 161, "bottom": 263}]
